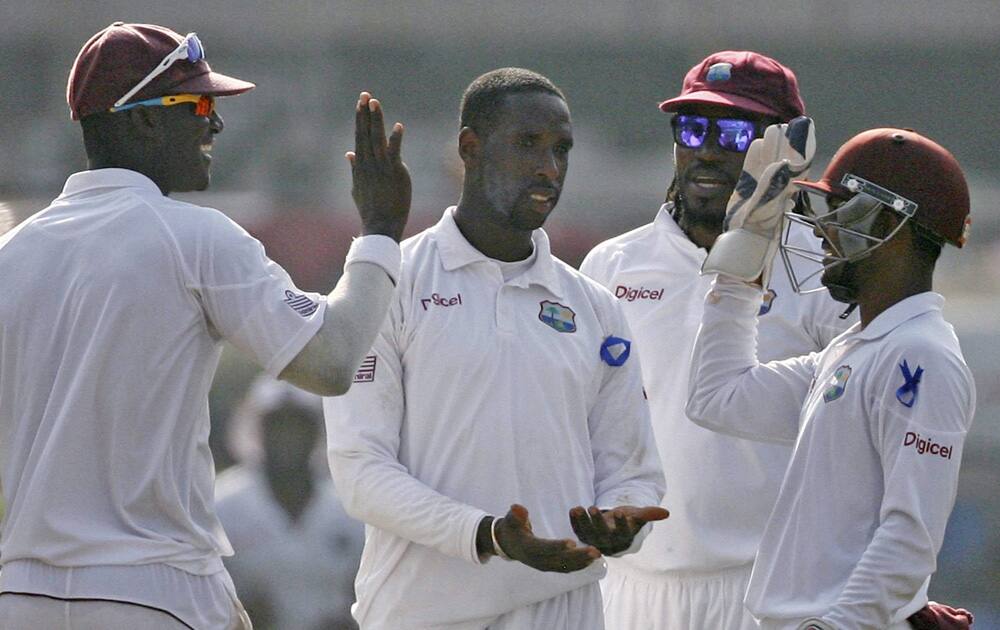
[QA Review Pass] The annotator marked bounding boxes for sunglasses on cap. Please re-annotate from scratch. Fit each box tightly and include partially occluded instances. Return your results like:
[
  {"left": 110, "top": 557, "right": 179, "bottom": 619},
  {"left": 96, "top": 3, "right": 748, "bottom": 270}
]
[
  {"left": 110, "top": 93, "right": 215, "bottom": 117},
  {"left": 113, "top": 32, "right": 205, "bottom": 109},
  {"left": 671, "top": 114, "right": 758, "bottom": 153}
]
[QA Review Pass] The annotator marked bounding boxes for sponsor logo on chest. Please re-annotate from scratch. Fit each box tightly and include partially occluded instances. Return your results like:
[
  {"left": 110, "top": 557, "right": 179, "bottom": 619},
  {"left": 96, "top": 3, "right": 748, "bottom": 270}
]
[
  {"left": 421, "top": 292, "right": 463, "bottom": 310},
  {"left": 614, "top": 285, "right": 664, "bottom": 302}
]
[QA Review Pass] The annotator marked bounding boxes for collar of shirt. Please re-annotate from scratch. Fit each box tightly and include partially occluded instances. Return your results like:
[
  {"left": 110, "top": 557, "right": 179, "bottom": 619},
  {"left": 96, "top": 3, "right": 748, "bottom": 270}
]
[
  {"left": 654, "top": 202, "right": 707, "bottom": 264},
  {"left": 60, "top": 168, "right": 162, "bottom": 199},
  {"left": 430, "top": 207, "right": 565, "bottom": 298},
  {"left": 840, "top": 291, "right": 945, "bottom": 344}
]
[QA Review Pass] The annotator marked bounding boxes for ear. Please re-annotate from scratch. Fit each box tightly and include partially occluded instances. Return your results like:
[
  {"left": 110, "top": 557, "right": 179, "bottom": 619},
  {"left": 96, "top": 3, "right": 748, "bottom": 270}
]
[
  {"left": 124, "top": 107, "right": 163, "bottom": 140},
  {"left": 458, "top": 126, "right": 481, "bottom": 167}
]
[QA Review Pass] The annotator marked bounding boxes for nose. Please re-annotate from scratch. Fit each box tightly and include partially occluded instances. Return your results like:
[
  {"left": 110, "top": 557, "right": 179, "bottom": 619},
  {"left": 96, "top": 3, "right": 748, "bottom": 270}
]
[
  {"left": 209, "top": 111, "right": 224, "bottom": 134},
  {"left": 694, "top": 128, "right": 725, "bottom": 159},
  {"left": 535, "top": 148, "right": 560, "bottom": 181}
]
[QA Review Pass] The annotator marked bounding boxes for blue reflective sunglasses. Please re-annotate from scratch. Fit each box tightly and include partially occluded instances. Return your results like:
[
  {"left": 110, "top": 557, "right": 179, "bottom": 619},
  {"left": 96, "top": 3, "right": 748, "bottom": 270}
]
[
  {"left": 671, "top": 114, "right": 757, "bottom": 153},
  {"left": 113, "top": 33, "right": 205, "bottom": 109}
]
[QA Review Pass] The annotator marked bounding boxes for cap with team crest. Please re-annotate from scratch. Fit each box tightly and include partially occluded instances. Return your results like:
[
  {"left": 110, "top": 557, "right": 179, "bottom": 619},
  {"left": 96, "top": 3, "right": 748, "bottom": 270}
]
[
  {"left": 658, "top": 50, "right": 804, "bottom": 121},
  {"left": 67, "top": 22, "right": 255, "bottom": 120}
]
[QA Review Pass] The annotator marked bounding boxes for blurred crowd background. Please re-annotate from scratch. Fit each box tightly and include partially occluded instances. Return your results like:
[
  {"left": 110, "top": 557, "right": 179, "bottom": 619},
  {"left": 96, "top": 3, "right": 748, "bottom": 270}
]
[{"left": 3, "top": 1, "right": 999, "bottom": 627}]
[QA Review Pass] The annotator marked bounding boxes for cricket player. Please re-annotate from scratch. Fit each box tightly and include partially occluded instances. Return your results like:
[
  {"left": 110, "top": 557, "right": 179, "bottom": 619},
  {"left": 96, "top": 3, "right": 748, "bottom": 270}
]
[
  {"left": 0, "top": 22, "right": 408, "bottom": 629},
  {"left": 324, "top": 68, "right": 667, "bottom": 629},
  {"left": 215, "top": 378, "right": 363, "bottom": 630},
  {"left": 687, "top": 122, "right": 976, "bottom": 629},
  {"left": 581, "top": 51, "right": 853, "bottom": 629}
]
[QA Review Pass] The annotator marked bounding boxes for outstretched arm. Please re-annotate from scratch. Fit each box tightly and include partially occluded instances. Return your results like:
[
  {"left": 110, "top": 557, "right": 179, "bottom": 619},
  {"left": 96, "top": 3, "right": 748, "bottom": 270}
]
[{"left": 281, "top": 93, "right": 410, "bottom": 396}]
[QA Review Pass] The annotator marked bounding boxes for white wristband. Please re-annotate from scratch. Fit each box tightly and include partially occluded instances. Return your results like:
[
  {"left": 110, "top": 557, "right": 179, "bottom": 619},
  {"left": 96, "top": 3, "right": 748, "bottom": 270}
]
[
  {"left": 345, "top": 235, "right": 402, "bottom": 286},
  {"left": 491, "top": 517, "right": 513, "bottom": 561}
]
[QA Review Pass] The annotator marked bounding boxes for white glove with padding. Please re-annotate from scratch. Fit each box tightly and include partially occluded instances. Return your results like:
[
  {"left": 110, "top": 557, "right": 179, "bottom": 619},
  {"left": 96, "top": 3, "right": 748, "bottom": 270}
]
[{"left": 701, "top": 116, "right": 816, "bottom": 286}]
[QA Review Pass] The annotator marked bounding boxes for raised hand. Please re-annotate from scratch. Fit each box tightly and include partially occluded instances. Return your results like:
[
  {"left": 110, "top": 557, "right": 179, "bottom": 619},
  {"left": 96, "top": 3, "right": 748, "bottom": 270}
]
[
  {"left": 348, "top": 92, "right": 411, "bottom": 242},
  {"left": 702, "top": 116, "right": 816, "bottom": 286},
  {"left": 569, "top": 505, "right": 670, "bottom": 556},
  {"left": 493, "top": 504, "right": 601, "bottom": 573}
]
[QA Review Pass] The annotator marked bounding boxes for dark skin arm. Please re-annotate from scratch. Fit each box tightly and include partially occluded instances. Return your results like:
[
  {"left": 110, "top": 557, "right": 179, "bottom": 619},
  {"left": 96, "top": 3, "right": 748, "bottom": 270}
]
[
  {"left": 476, "top": 504, "right": 601, "bottom": 573},
  {"left": 569, "top": 505, "right": 670, "bottom": 556},
  {"left": 347, "top": 92, "right": 411, "bottom": 242}
]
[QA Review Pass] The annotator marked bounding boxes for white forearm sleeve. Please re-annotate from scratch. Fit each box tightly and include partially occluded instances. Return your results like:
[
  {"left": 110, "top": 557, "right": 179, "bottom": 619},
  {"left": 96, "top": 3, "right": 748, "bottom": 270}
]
[{"left": 685, "top": 275, "right": 815, "bottom": 444}]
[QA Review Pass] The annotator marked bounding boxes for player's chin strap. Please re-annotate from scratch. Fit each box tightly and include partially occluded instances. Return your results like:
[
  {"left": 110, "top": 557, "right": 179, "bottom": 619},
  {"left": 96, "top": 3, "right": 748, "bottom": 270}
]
[{"left": 839, "top": 302, "right": 858, "bottom": 320}]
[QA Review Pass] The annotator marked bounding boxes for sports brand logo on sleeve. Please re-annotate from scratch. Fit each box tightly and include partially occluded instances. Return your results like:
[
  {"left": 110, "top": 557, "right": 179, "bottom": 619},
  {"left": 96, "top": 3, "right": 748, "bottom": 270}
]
[
  {"left": 283, "top": 290, "right": 319, "bottom": 317},
  {"left": 895, "top": 360, "right": 924, "bottom": 408},
  {"left": 600, "top": 336, "right": 631, "bottom": 367},
  {"left": 353, "top": 355, "right": 377, "bottom": 383},
  {"left": 822, "top": 365, "right": 852, "bottom": 403},
  {"left": 758, "top": 289, "right": 777, "bottom": 316},
  {"left": 538, "top": 301, "right": 576, "bottom": 333}
]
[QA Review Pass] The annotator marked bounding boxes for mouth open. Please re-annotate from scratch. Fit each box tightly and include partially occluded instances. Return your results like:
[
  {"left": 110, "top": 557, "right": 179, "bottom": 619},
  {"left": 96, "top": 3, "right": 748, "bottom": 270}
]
[{"left": 527, "top": 190, "right": 557, "bottom": 212}]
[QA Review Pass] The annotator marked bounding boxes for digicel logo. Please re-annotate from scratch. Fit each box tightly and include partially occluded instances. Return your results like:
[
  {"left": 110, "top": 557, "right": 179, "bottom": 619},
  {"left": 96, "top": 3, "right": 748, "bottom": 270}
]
[
  {"left": 615, "top": 285, "right": 664, "bottom": 302},
  {"left": 903, "top": 432, "right": 953, "bottom": 460}
]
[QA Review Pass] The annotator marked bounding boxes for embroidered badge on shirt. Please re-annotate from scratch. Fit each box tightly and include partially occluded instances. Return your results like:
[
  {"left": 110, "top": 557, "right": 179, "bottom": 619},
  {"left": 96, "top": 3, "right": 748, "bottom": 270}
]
[
  {"left": 600, "top": 336, "right": 631, "bottom": 367},
  {"left": 823, "top": 365, "right": 852, "bottom": 403},
  {"left": 283, "top": 290, "right": 319, "bottom": 317},
  {"left": 895, "top": 360, "right": 924, "bottom": 408},
  {"left": 538, "top": 301, "right": 577, "bottom": 333},
  {"left": 353, "top": 354, "right": 377, "bottom": 383},
  {"left": 759, "top": 289, "right": 777, "bottom": 316}
]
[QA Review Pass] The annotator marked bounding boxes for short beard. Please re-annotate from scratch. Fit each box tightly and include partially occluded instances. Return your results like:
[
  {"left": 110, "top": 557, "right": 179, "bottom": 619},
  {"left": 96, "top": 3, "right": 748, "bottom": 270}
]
[{"left": 672, "top": 192, "right": 725, "bottom": 244}]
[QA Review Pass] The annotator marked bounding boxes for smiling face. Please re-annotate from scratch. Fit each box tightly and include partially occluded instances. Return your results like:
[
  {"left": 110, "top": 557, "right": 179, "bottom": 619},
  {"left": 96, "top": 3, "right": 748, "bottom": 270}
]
[
  {"left": 156, "top": 99, "right": 223, "bottom": 194},
  {"left": 672, "top": 103, "right": 775, "bottom": 230},
  {"left": 475, "top": 91, "right": 573, "bottom": 232}
]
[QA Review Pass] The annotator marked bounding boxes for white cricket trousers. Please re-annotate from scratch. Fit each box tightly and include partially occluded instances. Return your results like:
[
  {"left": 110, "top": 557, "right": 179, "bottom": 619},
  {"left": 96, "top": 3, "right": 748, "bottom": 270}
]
[
  {"left": 487, "top": 581, "right": 605, "bottom": 630},
  {"left": 601, "top": 563, "right": 758, "bottom": 630},
  {"left": 0, "top": 593, "right": 252, "bottom": 630}
]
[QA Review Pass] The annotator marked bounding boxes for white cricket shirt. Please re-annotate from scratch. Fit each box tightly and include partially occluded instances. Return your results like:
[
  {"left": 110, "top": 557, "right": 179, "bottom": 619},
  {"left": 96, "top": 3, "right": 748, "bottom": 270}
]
[
  {"left": 580, "top": 204, "right": 851, "bottom": 575},
  {"left": 324, "top": 208, "right": 665, "bottom": 629},
  {"left": 687, "top": 279, "right": 975, "bottom": 629},
  {"left": 0, "top": 169, "right": 334, "bottom": 626}
]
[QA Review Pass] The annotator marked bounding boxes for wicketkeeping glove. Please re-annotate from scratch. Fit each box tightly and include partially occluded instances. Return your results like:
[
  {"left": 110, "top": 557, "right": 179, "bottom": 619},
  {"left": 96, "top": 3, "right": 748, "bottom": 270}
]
[{"left": 701, "top": 116, "right": 816, "bottom": 286}]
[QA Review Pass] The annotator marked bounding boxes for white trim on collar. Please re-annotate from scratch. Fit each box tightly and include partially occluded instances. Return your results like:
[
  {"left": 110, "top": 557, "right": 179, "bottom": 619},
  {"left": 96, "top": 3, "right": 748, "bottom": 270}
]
[{"left": 429, "top": 207, "right": 564, "bottom": 298}]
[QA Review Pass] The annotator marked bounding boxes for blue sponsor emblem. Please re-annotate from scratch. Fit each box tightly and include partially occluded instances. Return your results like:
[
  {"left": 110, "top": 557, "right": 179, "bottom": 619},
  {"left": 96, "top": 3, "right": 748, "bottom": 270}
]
[
  {"left": 823, "top": 365, "right": 852, "bottom": 403},
  {"left": 895, "top": 360, "right": 924, "bottom": 408},
  {"left": 538, "top": 301, "right": 577, "bottom": 333},
  {"left": 600, "top": 336, "right": 631, "bottom": 367},
  {"left": 706, "top": 62, "right": 733, "bottom": 82},
  {"left": 283, "top": 290, "right": 319, "bottom": 317},
  {"left": 759, "top": 289, "right": 777, "bottom": 316}
]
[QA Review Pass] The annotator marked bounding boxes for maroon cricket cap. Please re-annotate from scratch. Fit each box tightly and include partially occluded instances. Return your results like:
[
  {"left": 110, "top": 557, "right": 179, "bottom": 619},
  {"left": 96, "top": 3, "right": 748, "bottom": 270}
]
[
  {"left": 796, "top": 128, "right": 971, "bottom": 248},
  {"left": 658, "top": 51, "right": 804, "bottom": 121},
  {"left": 67, "top": 22, "right": 255, "bottom": 120}
]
